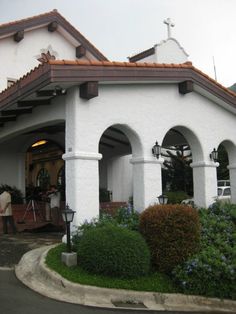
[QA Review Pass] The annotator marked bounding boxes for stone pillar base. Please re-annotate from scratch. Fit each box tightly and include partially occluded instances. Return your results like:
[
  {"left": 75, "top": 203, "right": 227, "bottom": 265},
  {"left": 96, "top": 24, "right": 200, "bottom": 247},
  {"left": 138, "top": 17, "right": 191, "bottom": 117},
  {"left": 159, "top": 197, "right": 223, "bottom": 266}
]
[{"left": 61, "top": 252, "right": 77, "bottom": 267}]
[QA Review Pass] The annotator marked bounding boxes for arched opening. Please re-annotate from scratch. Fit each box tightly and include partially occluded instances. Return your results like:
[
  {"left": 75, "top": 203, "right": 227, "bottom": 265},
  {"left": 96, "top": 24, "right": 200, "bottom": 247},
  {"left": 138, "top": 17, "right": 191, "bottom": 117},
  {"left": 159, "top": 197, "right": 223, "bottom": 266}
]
[
  {"left": 25, "top": 138, "right": 64, "bottom": 197},
  {"left": 161, "top": 128, "right": 193, "bottom": 202},
  {"left": 99, "top": 126, "right": 132, "bottom": 205},
  {"left": 98, "top": 124, "right": 142, "bottom": 212},
  {"left": 217, "top": 144, "right": 230, "bottom": 184},
  {"left": 216, "top": 140, "right": 235, "bottom": 202}
]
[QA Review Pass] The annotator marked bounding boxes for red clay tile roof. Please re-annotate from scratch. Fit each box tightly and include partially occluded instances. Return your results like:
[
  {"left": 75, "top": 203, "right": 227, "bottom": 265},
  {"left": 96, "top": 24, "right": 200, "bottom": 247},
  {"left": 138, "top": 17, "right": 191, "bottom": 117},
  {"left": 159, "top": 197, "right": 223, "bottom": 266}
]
[
  {"left": 49, "top": 60, "right": 236, "bottom": 98},
  {"left": 0, "top": 60, "right": 235, "bottom": 111},
  {"left": 0, "top": 10, "right": 107, "bottom": 61}
]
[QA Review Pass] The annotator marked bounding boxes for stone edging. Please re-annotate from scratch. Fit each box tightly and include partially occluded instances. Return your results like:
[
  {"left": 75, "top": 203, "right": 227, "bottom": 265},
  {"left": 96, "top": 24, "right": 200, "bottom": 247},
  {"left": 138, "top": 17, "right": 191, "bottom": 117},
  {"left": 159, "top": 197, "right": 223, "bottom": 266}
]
[{"left": 16, "top": 245, "right": 236, "bottom": 312}]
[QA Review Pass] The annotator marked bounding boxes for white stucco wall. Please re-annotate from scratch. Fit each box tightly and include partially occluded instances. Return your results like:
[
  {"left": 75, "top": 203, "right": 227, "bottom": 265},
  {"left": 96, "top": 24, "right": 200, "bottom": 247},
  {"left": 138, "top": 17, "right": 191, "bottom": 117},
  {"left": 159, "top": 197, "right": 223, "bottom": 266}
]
[
  {"left": 107, "top": 155, "right": 133, "bottom": 202},
  {"left": 156, "top": 38, "right": 188, "bottom": 63},
  {"left": 61, "top": 84, "right": 236, "bottom": 223},
  {"left": 0, "top": 82, "right": 235, "bottom": 224},
  {"left": 135, "top": 38, "right": 188, "bottom": 64},
  {"left": 0, "top": 27, "right": 96, "bottom": 92},
  {"left": 0, "top": 151, "right": 25, "bottom": 190}
]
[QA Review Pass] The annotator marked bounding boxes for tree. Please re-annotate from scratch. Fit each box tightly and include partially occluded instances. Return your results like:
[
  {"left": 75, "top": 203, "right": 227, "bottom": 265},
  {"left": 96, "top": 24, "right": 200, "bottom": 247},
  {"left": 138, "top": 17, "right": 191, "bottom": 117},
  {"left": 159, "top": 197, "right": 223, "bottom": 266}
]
[
  {"left": 217, "top": 144, "right": 229, "bottom": 180},
  {"left": 162, "top": 145, "right": 193, "bottom": 196}
]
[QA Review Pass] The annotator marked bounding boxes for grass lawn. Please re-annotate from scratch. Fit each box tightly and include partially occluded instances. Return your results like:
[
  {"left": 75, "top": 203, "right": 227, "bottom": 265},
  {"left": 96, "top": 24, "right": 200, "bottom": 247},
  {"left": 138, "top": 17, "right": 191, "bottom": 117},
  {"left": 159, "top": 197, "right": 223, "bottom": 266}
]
[{"left": 46, "top": 244, "right": 177, "bottom": 293}]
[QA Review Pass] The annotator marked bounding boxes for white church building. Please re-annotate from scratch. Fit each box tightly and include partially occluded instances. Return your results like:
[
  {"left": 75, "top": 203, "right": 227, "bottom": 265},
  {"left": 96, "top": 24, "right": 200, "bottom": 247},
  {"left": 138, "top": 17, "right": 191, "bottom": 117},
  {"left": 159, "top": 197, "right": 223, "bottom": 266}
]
[{"left": 0, "top": 10, "right": 235, "bottom": 226}]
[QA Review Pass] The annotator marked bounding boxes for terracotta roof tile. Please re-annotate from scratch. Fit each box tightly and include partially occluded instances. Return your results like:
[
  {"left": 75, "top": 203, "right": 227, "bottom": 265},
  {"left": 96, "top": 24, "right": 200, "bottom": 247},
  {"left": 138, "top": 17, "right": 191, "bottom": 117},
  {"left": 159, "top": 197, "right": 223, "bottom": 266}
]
[
  {"left": 0, "top": 10, "right": 107, "bottom": 61},
  {"left": 0, "top": 60, "right": 235, "bottom": 100},
  {"left": 0, "top": 10, "right": 56, "bottom": 28}
]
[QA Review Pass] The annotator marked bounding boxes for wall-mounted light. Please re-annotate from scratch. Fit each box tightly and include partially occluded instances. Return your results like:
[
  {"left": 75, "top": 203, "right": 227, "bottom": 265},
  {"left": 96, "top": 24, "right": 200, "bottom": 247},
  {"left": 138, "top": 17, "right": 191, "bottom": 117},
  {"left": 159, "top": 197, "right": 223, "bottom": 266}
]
[
  {"left": 152, "top": 141, "right": 162, "bottom": 159},
  {"left": 31, "top": 140, "right": 47, "bottom": 148},
  {"left": 210, "top": 148, "right": 218, "bottom": 162},
  {"left": 158, "top": 194, "right": 168, "bottom": 205},
  {"left": 53, "top": 85, "right": 67, "bottom": 96}
]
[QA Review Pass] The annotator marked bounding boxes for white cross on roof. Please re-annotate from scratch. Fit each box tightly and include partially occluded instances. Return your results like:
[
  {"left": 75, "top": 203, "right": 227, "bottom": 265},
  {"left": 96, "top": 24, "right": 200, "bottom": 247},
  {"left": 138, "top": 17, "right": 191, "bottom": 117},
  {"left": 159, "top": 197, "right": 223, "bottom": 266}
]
[{"left": 164, "top": 18, "right": 175, "bottom": 38}]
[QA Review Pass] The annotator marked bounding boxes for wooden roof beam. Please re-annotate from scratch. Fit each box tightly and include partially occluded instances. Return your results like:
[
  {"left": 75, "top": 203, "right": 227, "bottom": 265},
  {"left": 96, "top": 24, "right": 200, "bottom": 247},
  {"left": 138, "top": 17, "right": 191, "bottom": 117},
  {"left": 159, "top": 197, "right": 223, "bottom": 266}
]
[
  {"left": 102, "top": 134, "right": 130, "bottom": 146},
  {"left": 14, "top": 30, "right": 24, "bottom": 42},
  {"left": 48, "top": 21, "right": 58, "bottom": 32},
  {"left": 1, "top": 108, "right": 32, "bottom": 116},
  {"left": 18, "top": 99, "right": 51, "bottom": 107},
  {"left": 0, "top": 115, "right": 16, "bottom": 123},
  {"left": 76, "top": 45, "right": 86, "bottom": 58},
  {"left": 80, "top": 81, "right": 98, "bottom": 100},
  {"left": 179, "top": 80, "right": 193, "bottom": 94}
]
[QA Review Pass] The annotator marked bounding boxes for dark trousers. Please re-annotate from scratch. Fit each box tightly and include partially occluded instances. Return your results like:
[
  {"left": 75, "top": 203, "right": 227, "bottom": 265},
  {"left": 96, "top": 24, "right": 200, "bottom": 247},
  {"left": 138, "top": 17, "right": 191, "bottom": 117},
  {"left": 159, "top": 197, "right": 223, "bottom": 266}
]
[{"left": 1, "top": 216, "right": 17, "bottom": 234}]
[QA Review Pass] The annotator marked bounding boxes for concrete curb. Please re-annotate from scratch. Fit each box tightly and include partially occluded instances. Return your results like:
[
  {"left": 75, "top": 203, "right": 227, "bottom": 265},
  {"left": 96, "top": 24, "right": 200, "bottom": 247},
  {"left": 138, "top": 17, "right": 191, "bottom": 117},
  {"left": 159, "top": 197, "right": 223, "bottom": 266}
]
[{"left": 15, "top": 245, "right": 236, "bottom": 312}]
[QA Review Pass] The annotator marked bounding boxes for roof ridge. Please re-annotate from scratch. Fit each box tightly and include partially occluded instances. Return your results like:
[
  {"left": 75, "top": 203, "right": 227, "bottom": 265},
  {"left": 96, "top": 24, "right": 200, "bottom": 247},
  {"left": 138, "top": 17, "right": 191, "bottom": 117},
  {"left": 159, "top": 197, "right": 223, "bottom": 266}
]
[
  {"left": 0, "top": 9, "right": 108, "bottom": 61},
  {"left": 0, "top": 10, "right": 57, "bottom": 28},
  {"left": 48, "top": 59, "right": 194, "bottom": 68}
]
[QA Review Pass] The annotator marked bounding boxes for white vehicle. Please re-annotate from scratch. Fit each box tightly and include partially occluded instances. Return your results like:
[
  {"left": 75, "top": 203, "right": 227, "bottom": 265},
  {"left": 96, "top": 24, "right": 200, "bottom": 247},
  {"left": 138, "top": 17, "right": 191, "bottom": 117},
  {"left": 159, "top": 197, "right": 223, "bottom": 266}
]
[
  {"left": 181, "top": 198, "right": 194, "bottom": 206},
  {"left": 217, "top": 186, "right": 231, "bottom": 202},
  {"left": 182, "top": 185, "right": 231, "bottom": 206}
]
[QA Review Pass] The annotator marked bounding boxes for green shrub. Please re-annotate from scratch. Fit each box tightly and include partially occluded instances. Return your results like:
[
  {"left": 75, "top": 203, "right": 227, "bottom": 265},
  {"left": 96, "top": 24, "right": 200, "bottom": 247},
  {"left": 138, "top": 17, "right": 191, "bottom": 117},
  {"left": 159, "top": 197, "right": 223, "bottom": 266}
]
[
  {"left": 73, "top": 207, "right": 140, "bottom": 246},
  {"left": 99, "top": 188, "right": 111, "bottom": 202},
  {"left": 139, "top": 204, "right": 200, "bottom": 273},
  {"left": 76, "top": 224, "right": 150, "bottom": 278},
  {"left": 166, "top": 191, "right": 190, "bottom": 204},
  {"left": 113, "top": 207, "right": 140, "bottom": 231},
  {"left": 0, "top": 184, "right": 24, "bottom": 204},
  {"left": 172, "top": 203, "right": 236, "bottom": 300}
]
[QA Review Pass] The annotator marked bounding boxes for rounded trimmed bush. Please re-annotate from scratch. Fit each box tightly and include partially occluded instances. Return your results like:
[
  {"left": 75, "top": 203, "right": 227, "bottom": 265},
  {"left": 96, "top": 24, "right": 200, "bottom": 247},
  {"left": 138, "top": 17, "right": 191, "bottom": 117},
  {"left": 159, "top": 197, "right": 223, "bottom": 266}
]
[
  {"left": 139, "top": 204, "right": 200, "bottom": 273},
  {"left": 76, "top": 224, "right": 150, "bottom": 278}
]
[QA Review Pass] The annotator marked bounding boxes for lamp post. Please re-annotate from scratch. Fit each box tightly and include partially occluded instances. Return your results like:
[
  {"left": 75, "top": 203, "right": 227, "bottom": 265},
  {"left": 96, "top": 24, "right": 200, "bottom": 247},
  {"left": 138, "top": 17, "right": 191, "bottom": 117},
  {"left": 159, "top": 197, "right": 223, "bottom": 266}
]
[
  {"left": 210, "top": 148, "right": 218, "bottom": 162},
  {"left": 61, "top": 204, "right": 75, "bottom": 253},
  {"left": 158, "top": 194, "right": 168, "bottom": 205}
]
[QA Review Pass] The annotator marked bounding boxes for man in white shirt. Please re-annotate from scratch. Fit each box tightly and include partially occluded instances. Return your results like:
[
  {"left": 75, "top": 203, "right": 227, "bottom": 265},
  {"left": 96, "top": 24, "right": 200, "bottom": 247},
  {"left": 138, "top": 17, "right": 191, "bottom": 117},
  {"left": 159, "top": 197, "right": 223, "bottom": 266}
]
[
  {"left": 0, "top": 189, "right": 17, "bottom": 234},
  {"left": 46, "top": 185, "right": 61, "bottom": 224}
]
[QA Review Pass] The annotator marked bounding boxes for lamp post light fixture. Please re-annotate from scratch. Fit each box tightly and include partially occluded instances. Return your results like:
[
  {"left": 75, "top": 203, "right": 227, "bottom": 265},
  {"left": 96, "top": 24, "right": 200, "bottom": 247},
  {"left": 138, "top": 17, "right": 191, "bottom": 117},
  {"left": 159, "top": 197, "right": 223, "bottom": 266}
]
[
  {"left": 152, "top": 141, "right": 162, "bottom": 159},
  {"left": 210, "top": 148, "right": 218, "bottom": 162},
  {"left": 158, "top": 194, "right": 168, "bottom": 205},
  {"left": 61, "top": 204, "right": 75, "bottom": 253}
]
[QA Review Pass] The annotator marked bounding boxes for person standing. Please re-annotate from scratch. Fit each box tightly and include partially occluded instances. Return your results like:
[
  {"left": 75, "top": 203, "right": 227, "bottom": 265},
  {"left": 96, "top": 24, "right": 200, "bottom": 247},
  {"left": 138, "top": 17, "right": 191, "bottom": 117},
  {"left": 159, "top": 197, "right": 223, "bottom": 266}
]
[
  {"left": 0, "top": 189, "right": 17, "bottom": 234},
  {"left": 46, "top": 185, "right": 61, "bottom": 224}
]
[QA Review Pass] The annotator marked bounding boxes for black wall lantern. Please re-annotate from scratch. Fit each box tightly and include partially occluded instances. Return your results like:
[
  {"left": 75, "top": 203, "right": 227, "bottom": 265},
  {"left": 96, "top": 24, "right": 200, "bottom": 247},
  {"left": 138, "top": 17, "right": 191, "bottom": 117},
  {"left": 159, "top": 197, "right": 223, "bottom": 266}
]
[
  {"left": 210, "top": 148, "right": 218, "bottom": 162},
  {"left": 158, "top": 194, "right": 168, "bottom": 205},
  {"left": 152, "top": 141, "right": 162, "bottom": 159}
]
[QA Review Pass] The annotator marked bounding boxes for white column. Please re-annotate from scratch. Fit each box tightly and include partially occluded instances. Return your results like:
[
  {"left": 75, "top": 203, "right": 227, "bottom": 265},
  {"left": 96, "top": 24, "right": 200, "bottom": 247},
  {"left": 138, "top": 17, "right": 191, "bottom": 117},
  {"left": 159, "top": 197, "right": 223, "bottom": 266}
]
[
  {"left": 17, "top": 153, "right": 25, "bottom": 194},
  {"left": 131, "top": 157, "right": 163, "bottom": 212},
  {"left": 191, "top": 161, "right": 218, "bottom": 208},
  {"left": 63, "top": 151, "right": 102, "bottom": 227},
  {"left": 228, "top": 163, "right": 236, "bottom": 204}
]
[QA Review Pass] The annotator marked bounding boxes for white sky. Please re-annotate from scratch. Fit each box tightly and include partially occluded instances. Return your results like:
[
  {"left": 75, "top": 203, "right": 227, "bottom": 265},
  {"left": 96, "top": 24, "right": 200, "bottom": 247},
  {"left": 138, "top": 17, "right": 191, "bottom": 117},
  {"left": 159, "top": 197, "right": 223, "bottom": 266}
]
[{"left": 0, "top": 0, "right": 235, "bottom": 87}]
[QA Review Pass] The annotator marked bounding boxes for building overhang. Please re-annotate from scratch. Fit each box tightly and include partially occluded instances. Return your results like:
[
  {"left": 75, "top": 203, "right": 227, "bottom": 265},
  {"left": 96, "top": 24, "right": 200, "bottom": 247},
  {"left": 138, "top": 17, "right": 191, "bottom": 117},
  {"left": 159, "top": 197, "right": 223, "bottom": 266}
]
[{"left": 0, "top": 60, "right": 235, "bottom": 129}]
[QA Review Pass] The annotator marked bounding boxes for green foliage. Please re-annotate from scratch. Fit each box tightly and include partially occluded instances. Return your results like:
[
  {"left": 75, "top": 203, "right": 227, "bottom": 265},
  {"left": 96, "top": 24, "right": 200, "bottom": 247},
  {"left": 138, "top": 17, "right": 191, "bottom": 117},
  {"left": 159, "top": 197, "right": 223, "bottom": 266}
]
[
  {"left": 99, "top": 188, "right": 111, "bottom": 202},
  {"left": 162, "top": 145, "right": 193, "bottom": 196},
  {"left": 46, "top": 244, "right": 176, "bottom": 292},
  {"left": 172, "top": 203, "right": 236, "bottom": 300},
  {"left": 76, "top": 224, "right": 150, "bottom": 278},
  {"left": 73, "top": 206, "right": 140, "bottom": 246},
  {"left": 139, "top": 204, "right": 200, "bottom": 273},
  {"left": 0, "top": 184, "right": 24, "bottom": 204},
  {"left": 113, "top": 206, "right": 140, "bottom": 231},
  {"left": 166, "top": 191, "right": 190, "bottom": 204},
  {"left": 217, "top": 144, "right": 229, "bottom": 180}
]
